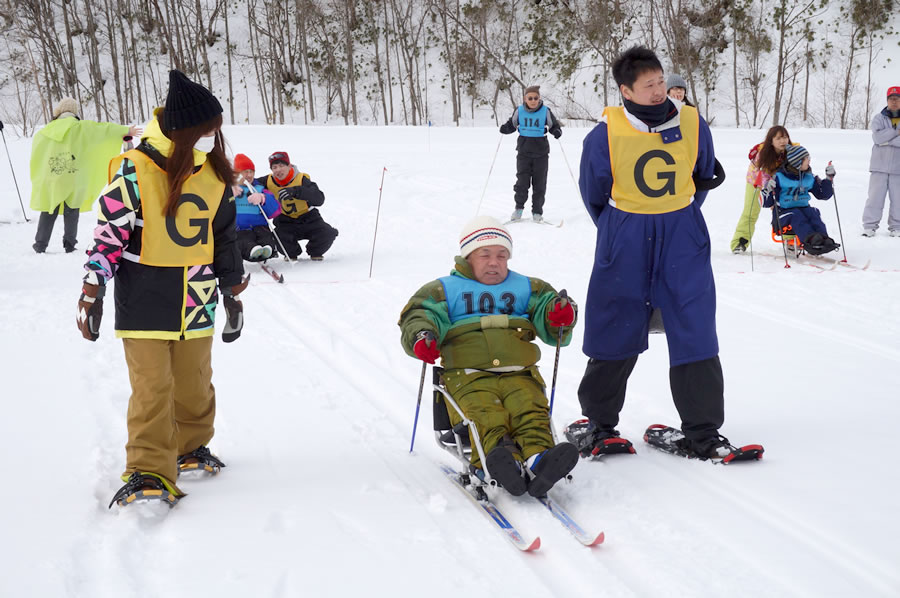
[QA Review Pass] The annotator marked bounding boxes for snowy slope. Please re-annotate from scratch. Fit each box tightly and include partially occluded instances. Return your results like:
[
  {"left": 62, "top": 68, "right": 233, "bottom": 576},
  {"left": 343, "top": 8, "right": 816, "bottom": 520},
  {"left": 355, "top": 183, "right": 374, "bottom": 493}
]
[{"left": 1, "top": 125, "right": 899, "bottom": 598}]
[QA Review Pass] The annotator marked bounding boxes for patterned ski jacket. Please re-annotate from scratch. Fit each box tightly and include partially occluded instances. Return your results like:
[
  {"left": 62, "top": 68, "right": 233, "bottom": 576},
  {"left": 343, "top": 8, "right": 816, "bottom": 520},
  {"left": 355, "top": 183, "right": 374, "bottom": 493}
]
[
  {"left": 745, "top": 142, "right": 786, "bottom": 189},
  {"left": 82, "top": 114, "right": 243, "bottom": 340},
  {"left": 398, "top": 257, "right": 574, "bottom": 371}
]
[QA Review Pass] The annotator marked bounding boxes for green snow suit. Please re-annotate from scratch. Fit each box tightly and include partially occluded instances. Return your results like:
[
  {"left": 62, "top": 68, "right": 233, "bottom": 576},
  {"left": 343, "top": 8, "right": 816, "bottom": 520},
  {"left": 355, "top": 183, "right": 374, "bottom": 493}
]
[{"left": 398, "top": 257, "right": 575, "bottom": 467}]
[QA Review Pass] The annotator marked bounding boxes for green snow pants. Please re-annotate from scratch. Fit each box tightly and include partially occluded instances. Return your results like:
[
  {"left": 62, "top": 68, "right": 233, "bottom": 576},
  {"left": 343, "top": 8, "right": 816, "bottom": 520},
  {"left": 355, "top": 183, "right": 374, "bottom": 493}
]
[
  {"left": 441, "top": 366, "right": 554, "bottom": 469},
  {"left": 730, "top": 183, "right": 762, "bottom": 251}
]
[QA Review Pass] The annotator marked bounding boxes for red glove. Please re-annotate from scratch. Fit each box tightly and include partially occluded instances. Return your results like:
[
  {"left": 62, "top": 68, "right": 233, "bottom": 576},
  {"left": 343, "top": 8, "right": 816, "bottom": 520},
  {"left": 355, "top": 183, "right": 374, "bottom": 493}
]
[
  {"left": 548, "top": 297, "right": 575, "bottom": 327},
  {"left": 413, "top": 331, "right": 440, "bottom": 364}
]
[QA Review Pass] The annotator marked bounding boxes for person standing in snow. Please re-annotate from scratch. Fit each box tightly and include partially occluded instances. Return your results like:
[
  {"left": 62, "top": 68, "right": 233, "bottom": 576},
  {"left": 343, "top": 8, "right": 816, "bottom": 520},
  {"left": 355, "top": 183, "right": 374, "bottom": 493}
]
[
  {"left": 729, "top": 126, "right": 792, "bottom": 253},
  {"left": 232, "top": 153, "right": 280, "bottom": 261},
  {"left": 256, "top": 151, "right": 338, "bottom": 260},
  {"left": 76, "top": 70, "right": 246, "bottom": 508},
  {"left": 499, "top": 85, "right": 562, "bottom": 223},
  {"left": 398, "top": 216, "right": 579, "bottom": 497},
  {"left": 761, "top": 144, "right": 839, "bottom": 255},
  {"left": 571, "top": 46, "right": 731, "bottom": 460},
  {"left": 665, "top": 74, "right": 694, "bottom": 108},
  {"left": 861, "top": 86, "right": 900, "bottom": 237},
  {"left": 29, "top": 97, "right": 141, "bottom": 253}
]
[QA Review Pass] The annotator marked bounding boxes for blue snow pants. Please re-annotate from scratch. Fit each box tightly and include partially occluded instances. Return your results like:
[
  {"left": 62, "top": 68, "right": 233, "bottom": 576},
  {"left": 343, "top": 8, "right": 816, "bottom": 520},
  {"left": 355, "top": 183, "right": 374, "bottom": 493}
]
[{"left": 582, "top": 202, "right": 719, "bottom": 367}]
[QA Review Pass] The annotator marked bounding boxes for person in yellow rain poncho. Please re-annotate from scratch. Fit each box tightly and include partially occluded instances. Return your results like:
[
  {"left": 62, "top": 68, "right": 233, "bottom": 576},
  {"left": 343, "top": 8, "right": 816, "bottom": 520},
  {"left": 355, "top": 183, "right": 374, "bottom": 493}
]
[{"left": 29, "top": 97, "right": 141, "bottom": 253}]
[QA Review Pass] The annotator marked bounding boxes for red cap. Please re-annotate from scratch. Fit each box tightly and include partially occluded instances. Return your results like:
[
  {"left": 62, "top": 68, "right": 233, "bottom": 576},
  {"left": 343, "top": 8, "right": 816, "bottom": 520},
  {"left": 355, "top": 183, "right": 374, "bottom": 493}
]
[
  {"left": 233, "top": 153, "right": 254, "bottom": 172},
  {"left": 268, "top": 151, "right": 290, "bottom": 167},
  {"left": 888, "top": 86, "right": 900, "bottom": 98}
]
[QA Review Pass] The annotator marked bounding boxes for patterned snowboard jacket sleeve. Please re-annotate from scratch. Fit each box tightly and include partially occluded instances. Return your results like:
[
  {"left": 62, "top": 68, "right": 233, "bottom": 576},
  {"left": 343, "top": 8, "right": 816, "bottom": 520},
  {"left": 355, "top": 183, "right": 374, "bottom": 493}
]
[{"left": 82, "top": 155, "right": 242, "bottom": 340}]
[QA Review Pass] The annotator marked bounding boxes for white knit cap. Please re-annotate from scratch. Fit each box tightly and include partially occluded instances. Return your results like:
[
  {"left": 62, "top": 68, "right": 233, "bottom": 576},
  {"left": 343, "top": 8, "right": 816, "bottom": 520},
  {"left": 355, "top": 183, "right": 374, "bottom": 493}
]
[
  {"left": 459, "top": 215, "right": 513, "bottom": 259},
  {"left": 52, "top": 97, "right": 80, "bottom": 119}
]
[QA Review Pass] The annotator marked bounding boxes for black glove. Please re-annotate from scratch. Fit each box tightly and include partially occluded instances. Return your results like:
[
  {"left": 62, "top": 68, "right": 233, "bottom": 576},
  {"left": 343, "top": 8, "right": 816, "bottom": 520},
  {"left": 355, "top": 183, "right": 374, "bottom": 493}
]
[
  {"left": 499, "top": 121, "right": 515, "bottom": 135},
  {"left": 221, "top": 276, "right": 249, "bottom": 343},
  {"left": 693, "top": 158, "right": 726, "bottom": 191},
  {"left": 549, "top": 126, "right": 562, "bottom": 139},
  {"left": 77, "top": 283, "right": 105, "bottom": 341},
  {"left": 278, "top": 187, "right": 300, "bottom": 202}
]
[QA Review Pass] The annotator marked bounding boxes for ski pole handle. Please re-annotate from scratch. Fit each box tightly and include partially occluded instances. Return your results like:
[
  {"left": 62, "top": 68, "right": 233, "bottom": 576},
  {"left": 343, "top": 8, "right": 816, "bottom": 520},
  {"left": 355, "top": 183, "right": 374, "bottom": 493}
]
[{"left": 548, "top": 289, "right": 567, "bottom": 417}]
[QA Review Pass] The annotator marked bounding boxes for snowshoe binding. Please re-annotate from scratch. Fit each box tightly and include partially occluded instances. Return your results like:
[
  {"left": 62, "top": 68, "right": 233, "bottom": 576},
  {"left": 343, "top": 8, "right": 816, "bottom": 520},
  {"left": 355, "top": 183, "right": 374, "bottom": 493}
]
[
  {"left": 177, "top": 445, "right": 226, "bottom": 476},
  {"left": 643, "top": 425, "right": 764, "bottom": 464},
  {"left": 526, "top": 443, "right": 579, "bottom": 497},
  {"left": 564, "top": 419, "right": 636, "bottom": 459},
  {"left": 109, "top": 472, "right": 180, "bottom": 509}
]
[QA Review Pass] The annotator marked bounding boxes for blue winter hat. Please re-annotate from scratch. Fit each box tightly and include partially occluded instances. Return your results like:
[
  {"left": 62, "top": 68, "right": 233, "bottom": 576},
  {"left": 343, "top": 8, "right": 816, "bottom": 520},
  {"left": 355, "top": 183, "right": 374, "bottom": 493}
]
[{"left": 785, "top": 144, "right": 810, "bottom": 170}]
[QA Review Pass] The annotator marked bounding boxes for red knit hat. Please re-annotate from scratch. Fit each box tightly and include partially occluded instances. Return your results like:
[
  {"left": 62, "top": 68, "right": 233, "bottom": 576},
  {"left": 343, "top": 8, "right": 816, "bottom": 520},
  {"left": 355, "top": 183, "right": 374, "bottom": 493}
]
[
  {"left": 233, "top": 153, "right": 255, "bottom": 172},
  {"left": 268, "top": 151, "right": 290, "bottom": 167},
  {"left": 888, "top": 86, "right": 900, "bottom": 98}
]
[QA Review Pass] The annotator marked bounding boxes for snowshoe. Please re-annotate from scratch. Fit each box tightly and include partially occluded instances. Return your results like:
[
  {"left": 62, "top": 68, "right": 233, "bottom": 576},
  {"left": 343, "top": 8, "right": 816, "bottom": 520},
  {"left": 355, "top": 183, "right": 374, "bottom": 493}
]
[
  {"left": 643, "top": 425, "right": 764, "bottom": 464},
  {"left": 485, "top": 445, "right": 527, "bottom": 497},
  {"left": 109, "top": 472, "right": 180, "bottom": 509},
  {"left": 526, "top": 443, "right": 579, "bottom": 497},
  {"left": 564, "top": 418, "right": 636, "bottom": 458},
  {"left": 177, "top": 445, "right": 226, "bottom": 476}
]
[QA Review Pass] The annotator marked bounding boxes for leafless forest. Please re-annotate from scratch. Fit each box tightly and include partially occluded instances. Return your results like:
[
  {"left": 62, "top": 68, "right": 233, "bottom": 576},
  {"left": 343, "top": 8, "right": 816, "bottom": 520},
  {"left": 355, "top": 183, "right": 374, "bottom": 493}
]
[{"left": 0, "top": 0, "right": 895, "bottom": 134}]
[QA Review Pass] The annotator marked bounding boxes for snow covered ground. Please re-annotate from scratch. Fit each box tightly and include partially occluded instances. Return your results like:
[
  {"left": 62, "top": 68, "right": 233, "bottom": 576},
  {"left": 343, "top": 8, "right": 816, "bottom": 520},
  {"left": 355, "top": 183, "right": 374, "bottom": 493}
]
[{"left": 1, "top": 124, "right": 898, "bottom": 597}]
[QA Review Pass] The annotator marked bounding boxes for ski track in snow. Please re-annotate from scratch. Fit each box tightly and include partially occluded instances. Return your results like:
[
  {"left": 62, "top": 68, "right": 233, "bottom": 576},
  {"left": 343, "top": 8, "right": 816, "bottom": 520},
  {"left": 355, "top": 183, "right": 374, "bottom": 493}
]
[{"left": 2, "top": 126, "right": 899, "bottom": 597}]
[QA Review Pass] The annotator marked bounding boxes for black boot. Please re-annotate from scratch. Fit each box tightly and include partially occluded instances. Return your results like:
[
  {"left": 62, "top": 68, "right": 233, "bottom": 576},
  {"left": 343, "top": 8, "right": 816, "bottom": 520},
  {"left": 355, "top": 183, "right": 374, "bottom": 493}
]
[
  {"left": 526, "top": 443, "right": 579, "bottom": 497},
  {"left": 485, "top": 444, "right": 527, "bottom": 496}
]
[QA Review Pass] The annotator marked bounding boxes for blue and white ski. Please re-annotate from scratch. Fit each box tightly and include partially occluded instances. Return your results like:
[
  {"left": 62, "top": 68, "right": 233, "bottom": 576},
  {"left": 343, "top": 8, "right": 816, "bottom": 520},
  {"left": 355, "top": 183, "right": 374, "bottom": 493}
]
[
  {"left": 534, "top": 494, "right": 604, "bottom": 546},
  {"left": 439, "top": 463, "right": 540, "bottom": 552}
]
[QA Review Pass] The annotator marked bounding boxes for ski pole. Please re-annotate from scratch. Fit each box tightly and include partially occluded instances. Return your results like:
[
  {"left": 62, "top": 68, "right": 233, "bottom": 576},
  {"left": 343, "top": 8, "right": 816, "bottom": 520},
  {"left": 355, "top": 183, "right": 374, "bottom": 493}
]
[
  {"left": 748, "top": 188, "right": 755, "bottom": 272},
  {"left": 555, "top": 137, "right": 580, "bottom": 194},
  {"left": 409, "top": 361, "right": 428, "bottom": 453},
  {"left": 771, "top": 202, "right": 791, "bottom": 269},
  {"left": 548, "top": 289, "right": 568, "bottom": 417},
  {"left": 0, "top": 120, "right": 29, "bottom": 222},
  {"left": 828, "top": 162, "right": 848, "bottom": 263},
  {"left": 368, "top": 167, "right": 387, "bottom": 279},
  {"left": 244, "top": 181, "right": 292, "bottom": 263},
  {"left": 474, "top": 135, "right": 502, "bottom": 215}
]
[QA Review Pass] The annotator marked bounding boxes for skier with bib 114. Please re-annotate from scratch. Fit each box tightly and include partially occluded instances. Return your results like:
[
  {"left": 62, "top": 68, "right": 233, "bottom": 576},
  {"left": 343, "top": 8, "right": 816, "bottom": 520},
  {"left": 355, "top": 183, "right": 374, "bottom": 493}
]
[{"left": 499, "top": 86, "right": 562, "bottom": 224}]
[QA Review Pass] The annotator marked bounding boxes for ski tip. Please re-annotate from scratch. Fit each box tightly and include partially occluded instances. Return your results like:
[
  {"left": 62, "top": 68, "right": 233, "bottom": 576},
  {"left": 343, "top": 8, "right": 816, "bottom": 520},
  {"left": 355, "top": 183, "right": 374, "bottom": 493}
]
[
  {"left": 588, "top": 531, "right": 605, "bottom": 546},
  {"left": 525, "top": 536, "right": 541, "bottom": 551}
]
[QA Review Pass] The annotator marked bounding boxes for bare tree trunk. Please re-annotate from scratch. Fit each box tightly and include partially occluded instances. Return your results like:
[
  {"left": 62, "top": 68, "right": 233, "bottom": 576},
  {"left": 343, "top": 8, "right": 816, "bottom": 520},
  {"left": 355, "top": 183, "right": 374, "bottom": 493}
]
[
  {"left": 223, "top": 0, "right": 235, "bottom": 123},
  {"left": 344, "top": 0, "right": 359, "bottom": 125}
]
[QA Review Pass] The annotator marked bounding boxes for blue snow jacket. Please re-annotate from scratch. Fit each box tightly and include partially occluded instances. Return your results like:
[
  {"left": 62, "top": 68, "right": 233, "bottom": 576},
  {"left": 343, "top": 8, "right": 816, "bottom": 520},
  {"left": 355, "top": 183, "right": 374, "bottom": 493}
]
[
  {"left": 235, "top": 182, "right": 279, "bottom": 231},
  {"left": 578, "top": 105, "right": 719, "bottom": 366},
  {"left": 762, "top": 168, "right": 833, "bottom": 209}
]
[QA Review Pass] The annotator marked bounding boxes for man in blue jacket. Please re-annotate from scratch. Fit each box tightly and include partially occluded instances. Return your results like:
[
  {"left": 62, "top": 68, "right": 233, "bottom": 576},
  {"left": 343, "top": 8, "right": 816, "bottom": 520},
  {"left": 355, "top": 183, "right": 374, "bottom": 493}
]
[{"left": 573, "top": 47, "right": 730, "bottom": 460}]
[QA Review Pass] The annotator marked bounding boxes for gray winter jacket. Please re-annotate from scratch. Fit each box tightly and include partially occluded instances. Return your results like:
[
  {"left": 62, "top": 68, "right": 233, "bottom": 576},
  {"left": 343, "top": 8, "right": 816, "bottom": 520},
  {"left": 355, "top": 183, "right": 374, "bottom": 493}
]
[{"left": 869, "top": 107, "right": 900, "bottom": 174}]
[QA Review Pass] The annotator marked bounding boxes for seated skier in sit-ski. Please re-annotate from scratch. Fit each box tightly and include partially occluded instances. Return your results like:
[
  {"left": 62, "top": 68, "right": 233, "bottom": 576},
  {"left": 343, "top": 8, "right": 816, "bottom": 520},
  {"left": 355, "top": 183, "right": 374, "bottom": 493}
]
[
  {"left": 398, "top": 216, "right": 579, "bottom": 497},
  {"left": 761, "top": 144, "right": 839, "bottom": 256}
]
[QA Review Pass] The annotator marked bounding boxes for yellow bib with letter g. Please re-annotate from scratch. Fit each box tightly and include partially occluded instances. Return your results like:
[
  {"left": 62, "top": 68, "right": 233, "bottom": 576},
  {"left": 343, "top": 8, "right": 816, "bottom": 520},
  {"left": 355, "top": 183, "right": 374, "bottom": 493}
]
[{"left": 606, "top": 105, "right": 699, "bottom": 214}]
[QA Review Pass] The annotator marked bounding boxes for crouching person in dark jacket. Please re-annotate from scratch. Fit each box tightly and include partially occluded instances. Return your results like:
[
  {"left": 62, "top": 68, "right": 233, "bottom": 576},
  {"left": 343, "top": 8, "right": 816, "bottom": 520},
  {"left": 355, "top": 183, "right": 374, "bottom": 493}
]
[{"left": 258, "top": 150, "right": 338, "bottom": 261}]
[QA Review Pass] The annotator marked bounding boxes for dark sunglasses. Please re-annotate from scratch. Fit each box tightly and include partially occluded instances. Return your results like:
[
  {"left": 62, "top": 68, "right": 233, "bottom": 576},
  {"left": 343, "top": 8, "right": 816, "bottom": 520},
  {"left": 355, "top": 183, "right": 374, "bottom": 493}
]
[{"left": 525, "top": 95, "right": 540, "bottom": 100}]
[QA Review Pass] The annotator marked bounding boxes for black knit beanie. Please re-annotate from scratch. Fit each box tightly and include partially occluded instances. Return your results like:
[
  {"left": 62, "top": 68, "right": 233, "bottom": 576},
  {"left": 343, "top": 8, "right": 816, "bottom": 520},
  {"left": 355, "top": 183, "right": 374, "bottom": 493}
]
[{"left": 163, "top": 70, "right": 223, "bottom": 131}]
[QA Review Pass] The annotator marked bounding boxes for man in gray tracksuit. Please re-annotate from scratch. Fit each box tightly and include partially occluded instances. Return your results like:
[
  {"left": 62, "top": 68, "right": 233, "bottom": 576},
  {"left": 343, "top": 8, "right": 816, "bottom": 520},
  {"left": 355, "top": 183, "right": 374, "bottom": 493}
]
[{"left": 862, "top": 86, "right": 900, "bottom": 237}]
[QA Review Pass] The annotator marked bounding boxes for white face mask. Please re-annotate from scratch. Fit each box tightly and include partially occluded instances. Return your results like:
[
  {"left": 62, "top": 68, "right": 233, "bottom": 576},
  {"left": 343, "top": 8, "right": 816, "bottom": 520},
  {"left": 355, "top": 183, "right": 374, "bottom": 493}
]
[{"left": 194, "top": 135, "right": 216, "bottom": 154}]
